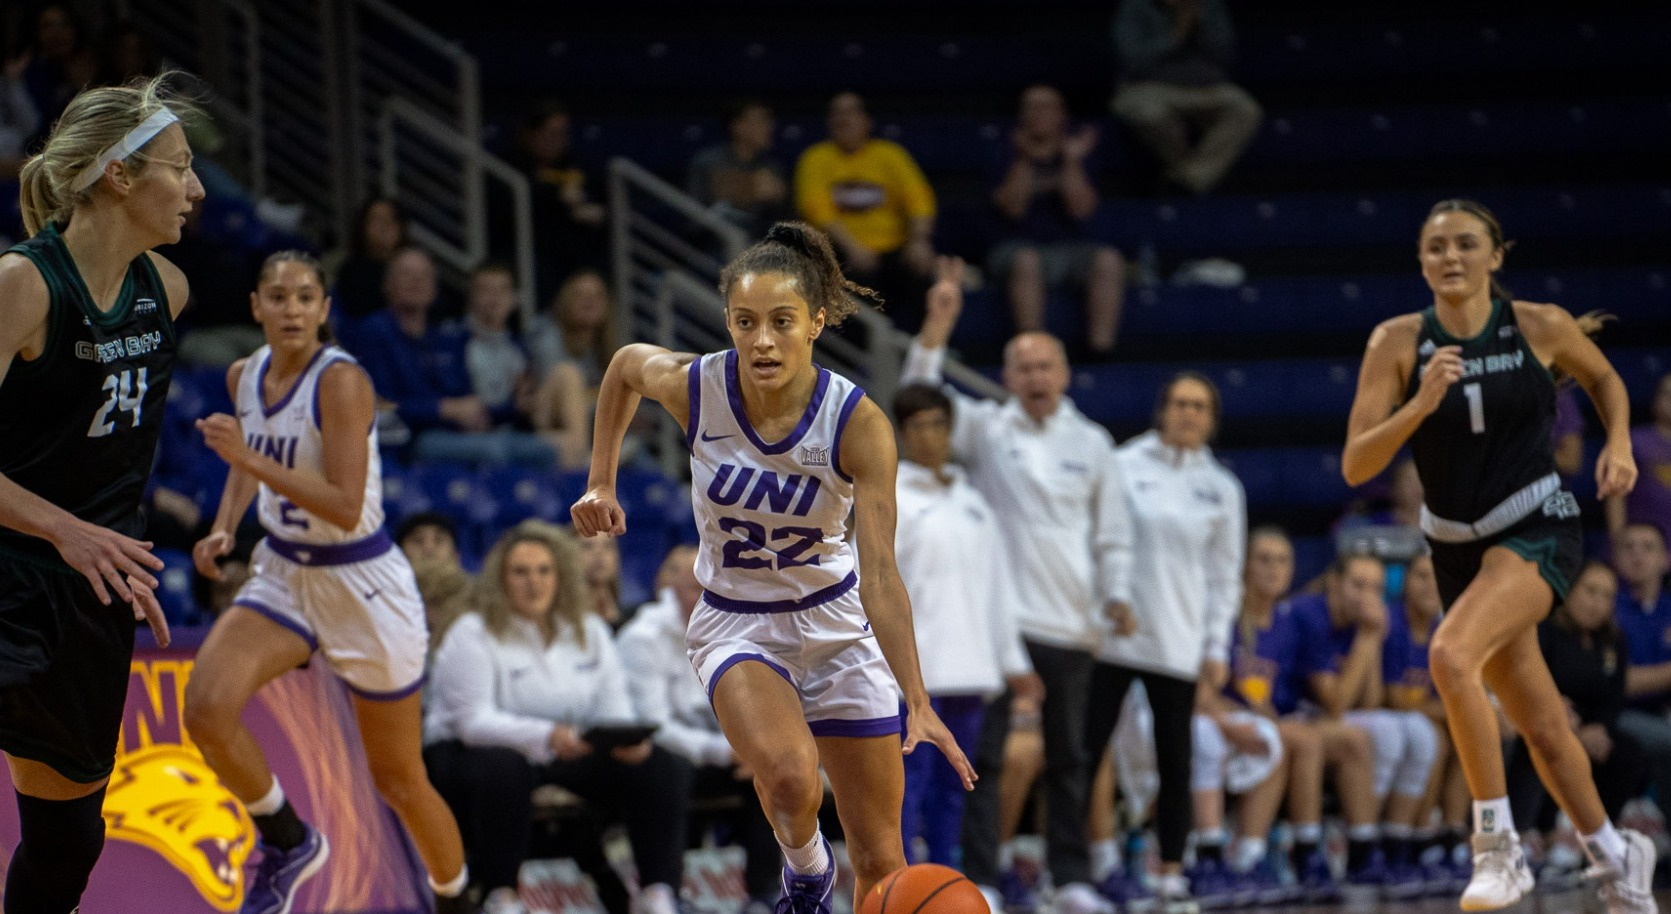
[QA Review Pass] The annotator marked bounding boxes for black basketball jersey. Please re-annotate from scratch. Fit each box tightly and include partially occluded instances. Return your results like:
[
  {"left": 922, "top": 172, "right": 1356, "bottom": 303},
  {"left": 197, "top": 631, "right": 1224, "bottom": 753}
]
[
  {"left": 0, "top": 224, "right": 175, "bottom": 566},
  {"left": 1405, "top": 298, "right": 1557, "bottom": 524}
]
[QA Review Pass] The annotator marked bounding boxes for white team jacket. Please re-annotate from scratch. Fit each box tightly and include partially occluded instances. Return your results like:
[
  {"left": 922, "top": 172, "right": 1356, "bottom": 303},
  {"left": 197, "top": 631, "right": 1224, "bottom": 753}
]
[
  {"left": 903, "top": 341, "right": 1134, "bottom": 651},
  {"left": 424, "top": 611, "right": 635, "bottom": 765},
  {"left": 1096, "top": 430, "right": 1247, "bottom": 680},
  {"left": 894, "top": 461, "right": 1034, "bottom": 697},
  {"left": 616, "top": 590, "right": 735, "bottom": 768}
]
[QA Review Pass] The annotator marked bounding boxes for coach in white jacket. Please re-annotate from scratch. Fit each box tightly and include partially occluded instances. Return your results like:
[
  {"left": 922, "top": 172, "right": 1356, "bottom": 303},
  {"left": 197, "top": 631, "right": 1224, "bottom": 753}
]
[
  {"left": 616, "top": 544, "right": 780, "bottom": 909},
  {"left": 891, "top": 382, "right": 1041, "bottom": 883},
  {"left": 423, "top": 522, "right": 691, "bottom": 914},
  {"left": 902, "top": 260, "right": 1132, "bottom": 914},
  {"left": 1090, "top": 373, "right": 1247, "bottom": 903}
]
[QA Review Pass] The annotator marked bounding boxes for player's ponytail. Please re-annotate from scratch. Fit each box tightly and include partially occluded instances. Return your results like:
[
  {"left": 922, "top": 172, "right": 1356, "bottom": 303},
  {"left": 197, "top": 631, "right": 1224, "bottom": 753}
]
[
  {"left": 19, "top": 71, "right": 201, "bottom": 236},
  {"left": 719, "top": 221, "right": 878, "bottom": 326}
]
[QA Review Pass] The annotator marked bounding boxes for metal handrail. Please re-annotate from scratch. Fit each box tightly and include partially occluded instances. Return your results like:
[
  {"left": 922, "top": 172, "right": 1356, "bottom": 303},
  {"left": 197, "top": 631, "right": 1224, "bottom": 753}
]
[{"left": 377, "top": 96, "right": 535, "bottom": 327}]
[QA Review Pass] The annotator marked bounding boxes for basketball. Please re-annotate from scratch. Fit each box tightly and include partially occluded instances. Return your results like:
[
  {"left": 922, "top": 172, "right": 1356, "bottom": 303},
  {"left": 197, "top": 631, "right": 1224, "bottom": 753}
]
[{"left": 860, "top": 863, "right": 988, "bottom": 914}]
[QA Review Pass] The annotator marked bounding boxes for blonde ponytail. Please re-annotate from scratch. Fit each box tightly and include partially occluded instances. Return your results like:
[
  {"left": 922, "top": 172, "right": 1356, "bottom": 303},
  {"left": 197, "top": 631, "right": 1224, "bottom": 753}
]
[{"left": 17, "top": 71, "right": 201, "bottom": 236}]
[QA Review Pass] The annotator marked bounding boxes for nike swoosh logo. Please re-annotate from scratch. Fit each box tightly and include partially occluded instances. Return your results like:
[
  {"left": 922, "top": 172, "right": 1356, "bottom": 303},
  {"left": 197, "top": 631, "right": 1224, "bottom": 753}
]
[
  {"left": 862, "top": 621, "right": 871, "bottom": 632},
  {"left": 700, "top": 430, "right": 735, "bottom": 442},
  {"left": 362, "top": 588, "right": 381, "bottom": 600}
]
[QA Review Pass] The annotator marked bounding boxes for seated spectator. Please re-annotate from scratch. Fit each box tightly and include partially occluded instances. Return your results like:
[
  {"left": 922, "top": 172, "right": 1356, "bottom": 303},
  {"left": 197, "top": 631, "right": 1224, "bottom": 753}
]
[
  {"left": 397, "top": 511, "right": 471, "bottom": 651},
  {"left": 577, "top": 532, "right": 624, "bottom": 627},
  {"left": 793, "top": 91, "right": 937, "bottom": 330},
  {"left": 1507, "top": 561, "right": 1646, "bottom": 886},
  {"left": 988, "top": 84, "right": 1125, "bottom": 358},
  {"left": 1614, "top": 522, "right": 1671, "bottom": 824},
  {"left": 617, "top": 545, "right": 780, "bottom": 913},
  {"left": 1314, "top": 552, "right": 1439, "bottom": 897},
  {"left": 453, "top": 262, "right": 557, "bottom": 462},
  {"left": 1608, "top": 372, "right": 1671, "bottom": 547},
  {"left": 424, "top": 521, "right": 690, "bottom": 914},
  {"left": 397, "top": 510, "right": 463, "bottom": 569},
  {"left": 347, "top": 246, "right": 551, "bottom": 467},
  {"left": 91, "top": 18, "right": 159, "bottom": 87},
  {"left": 890, "top": 383, "right": 1040, "bottom": 878},
  {"left": 327, "top": 196, "right": 410, "bottom": 322},
  {"left": 1383, "top": 553, "right": 1472, "bottom": 886},
  {"left": 18, "top": 3, "right": 96, "bottom": 152},
  {"left": 525, "top": 269, "right": 623, "bottom": 468},
  {"left": 1226, "top": 527, "right": 1359, "bottom": 903},
  {"left": 1109, "top": 0, "right": 1263, "bottom": 196},
  {"left": 688, "top": 98, "right": 788, "bottom": 239},
  {"left": 1, "top": 48, "right": 39, "bottom": 183},
  {"left": 494, "top": 101, "right": 607, "bottom": 305}
]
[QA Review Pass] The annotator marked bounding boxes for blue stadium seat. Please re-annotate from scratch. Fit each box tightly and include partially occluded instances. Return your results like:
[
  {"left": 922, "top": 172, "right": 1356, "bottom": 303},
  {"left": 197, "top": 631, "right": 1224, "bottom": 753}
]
[
  {"left": 411, "top": 462, "right": 500, "bottom": 555},
  {"left": 480, "top": 464, "right": 572, "bottom": 528},
  {"left": 153, "top": 548, "right": 201, "bottom": 627}
]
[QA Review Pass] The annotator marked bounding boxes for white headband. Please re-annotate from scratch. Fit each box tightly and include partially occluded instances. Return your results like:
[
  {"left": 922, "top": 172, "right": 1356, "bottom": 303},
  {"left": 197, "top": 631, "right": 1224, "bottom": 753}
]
[{"left": 70, "top": 107, "right": 180, "bottom": 193}]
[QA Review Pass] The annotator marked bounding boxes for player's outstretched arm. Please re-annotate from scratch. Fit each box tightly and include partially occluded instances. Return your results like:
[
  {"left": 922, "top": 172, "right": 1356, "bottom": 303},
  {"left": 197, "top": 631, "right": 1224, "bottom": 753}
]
[
  {"left": 844, "top": 396, "right": 977, "bottom": 790},
  {"left": 571, "top": 343, "right": 697, "bottom": 537}
]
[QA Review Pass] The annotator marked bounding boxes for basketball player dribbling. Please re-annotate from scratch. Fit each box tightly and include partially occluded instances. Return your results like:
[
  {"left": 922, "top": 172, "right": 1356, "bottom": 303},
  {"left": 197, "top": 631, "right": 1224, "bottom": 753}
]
[{"left": 572, "top": 222, "right": 975, "bottom": 914}]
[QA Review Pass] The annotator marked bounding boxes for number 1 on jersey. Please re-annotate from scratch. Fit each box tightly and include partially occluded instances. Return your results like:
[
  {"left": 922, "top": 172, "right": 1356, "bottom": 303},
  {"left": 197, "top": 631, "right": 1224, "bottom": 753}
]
[{"left": 1463, "top": 382, "right": 1485, "bottom": 434}]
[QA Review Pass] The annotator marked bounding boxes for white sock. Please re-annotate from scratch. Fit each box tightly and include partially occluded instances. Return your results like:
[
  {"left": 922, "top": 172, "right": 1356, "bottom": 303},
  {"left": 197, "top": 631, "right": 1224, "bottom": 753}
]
[
  {"left": 1472, "top": 797, "right": 1514, "bottom": 836},
  {"left": 246, "top": 778, "right": 286, "bottom": 816},
  {"left": 1231, "top": 837, "right": 1267, "bottom": 873},
  {"left": 1294, "top": 822, "right": 1324, "bottom": 845},
  {"left": 1382, "top": 823, "right": 1413, "bottom": 841},
  {"left": 1347, "top": 823, "right": 1380, "bottom": 843},
  {"left": 1195, "top": 827, "right": 1228, "bottom": 847},
  {"left": 1090, "top": 838, "right": 1121, "bottom": 881},
  {"left": 998, "top": 840, "right": 1016, "bottom": 872},
  {"left": 430, "top": 865, "right": 468, "bottom": 897},
  {"left": 779, "top": 830, "right": 829, "bottom": 875},
  {"left": 1580, "top": 821, "right": 1627, "bottom": 871}
]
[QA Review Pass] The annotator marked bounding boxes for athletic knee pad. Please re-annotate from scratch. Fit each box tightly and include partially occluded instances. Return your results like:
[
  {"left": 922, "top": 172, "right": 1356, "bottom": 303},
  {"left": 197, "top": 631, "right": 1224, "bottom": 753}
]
[
  {"left": 7, "top": 787, "right": 108, "bottom": 913},
  {"left": 1191, "top": 714, "right": 1229, "bottom": 792}
]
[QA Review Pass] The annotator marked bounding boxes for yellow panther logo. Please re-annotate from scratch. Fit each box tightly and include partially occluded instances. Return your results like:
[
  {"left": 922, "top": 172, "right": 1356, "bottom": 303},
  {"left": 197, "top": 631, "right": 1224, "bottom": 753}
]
[{"left": 103, "top": 744, "right": 256, "bottom": 911}]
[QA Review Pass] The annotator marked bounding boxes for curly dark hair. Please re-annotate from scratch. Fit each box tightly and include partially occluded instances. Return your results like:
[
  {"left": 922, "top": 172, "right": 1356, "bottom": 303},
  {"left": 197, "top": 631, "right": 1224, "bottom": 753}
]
[{"left": 718, "top": 221, "right": 879, "bottom": 326}]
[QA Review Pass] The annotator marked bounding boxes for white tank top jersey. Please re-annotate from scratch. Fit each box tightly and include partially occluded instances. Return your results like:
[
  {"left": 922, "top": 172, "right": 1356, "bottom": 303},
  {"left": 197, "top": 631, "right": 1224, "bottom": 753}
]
[
  {"left": 686, "top": 351, "right": 866, "bottom": 612},
  {"left": 236, "top": 344, "right": 384, "bottom": 544}
]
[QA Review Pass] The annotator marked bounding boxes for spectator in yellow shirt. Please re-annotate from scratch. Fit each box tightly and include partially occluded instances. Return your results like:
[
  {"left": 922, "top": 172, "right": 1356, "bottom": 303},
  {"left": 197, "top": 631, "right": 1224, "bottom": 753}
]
[{"left": 794, "top": 92, "right": 938, "bottom": 331}]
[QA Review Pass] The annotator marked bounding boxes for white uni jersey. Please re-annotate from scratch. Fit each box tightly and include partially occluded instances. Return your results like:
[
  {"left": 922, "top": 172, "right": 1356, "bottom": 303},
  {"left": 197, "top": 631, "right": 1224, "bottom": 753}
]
[
  {"left": 686, "top": 351, "right": 865, "bottom": 611},
  {"left": 237, "top": 344, "right": 384, "bottom": 543}
]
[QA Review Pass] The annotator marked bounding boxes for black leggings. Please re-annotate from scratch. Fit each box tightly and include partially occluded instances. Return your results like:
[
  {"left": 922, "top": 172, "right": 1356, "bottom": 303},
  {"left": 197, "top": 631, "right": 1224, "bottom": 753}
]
[
  {"left": 1084, "top": 662, "right": 1197, "bottom": 866},
  {"left": 424, "top": 740, "right": 692, "bottom": 906}
]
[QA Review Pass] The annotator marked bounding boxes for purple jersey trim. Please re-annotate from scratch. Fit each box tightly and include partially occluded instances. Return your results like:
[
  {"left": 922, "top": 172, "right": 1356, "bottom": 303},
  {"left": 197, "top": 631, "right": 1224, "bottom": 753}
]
[
  {"left": 706, "top": 652, "right": 794, "bottom": 703},
  {"left": 685, "top": 358, "right": 703, "bottom": 449},
  {"left": 702, "top": 570, "right": 858, "bottom": 614},
  {"left": 309, "top": 349, "right": 359, "bottom": 431},
  {"left": 346, "top": 672, "right": 426, "bottom": 702},
  {"left": 265, "top": 529, "right": 393, "bottom": 566},
  {"left": 808, "top": 715, "right": 902, "bottom": 738},
  {"left": 723, "top": 350, "right": 832, "bottom": 455},
  {"left": 829, "top": 386, "right": 866, "bottom": 483},
  {"left": 234, "top": 599, "right": 319, "bottom": 651},
  {"left": 258, "top": 344, "right": 331, "bottom": 419}
]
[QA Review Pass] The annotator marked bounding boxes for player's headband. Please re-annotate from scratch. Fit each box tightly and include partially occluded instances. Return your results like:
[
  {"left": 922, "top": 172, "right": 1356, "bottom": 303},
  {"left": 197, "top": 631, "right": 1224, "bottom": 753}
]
[{"left": 71, "top": 107, "right": 180, "bottom": 193}]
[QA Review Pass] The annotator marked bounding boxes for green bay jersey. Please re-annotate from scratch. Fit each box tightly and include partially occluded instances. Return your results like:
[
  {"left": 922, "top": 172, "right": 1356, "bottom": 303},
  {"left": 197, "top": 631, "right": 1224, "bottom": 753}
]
[{"left": 0, "top": 224, "right": 175, "bottom": 566}]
